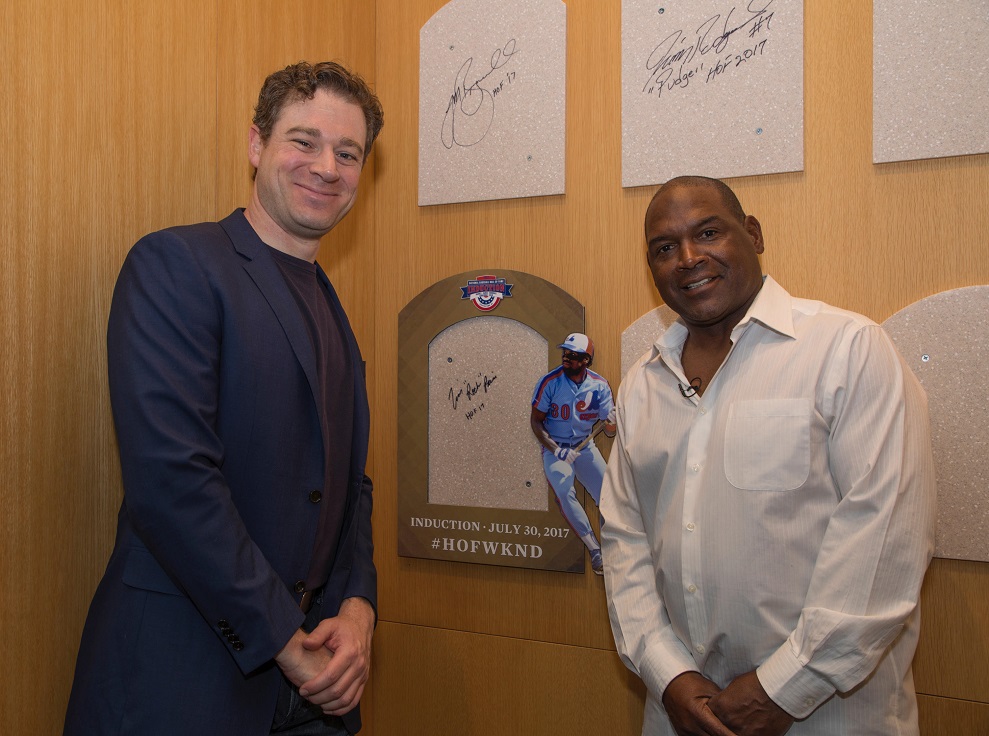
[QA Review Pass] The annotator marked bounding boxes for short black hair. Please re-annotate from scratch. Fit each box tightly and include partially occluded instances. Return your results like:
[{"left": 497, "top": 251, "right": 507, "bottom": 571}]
[{"left": 650, "top": 175, "right": 746, "bottom": 223}]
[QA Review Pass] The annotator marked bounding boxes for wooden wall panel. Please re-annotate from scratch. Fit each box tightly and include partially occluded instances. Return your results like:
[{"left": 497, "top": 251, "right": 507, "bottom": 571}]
[
  {"left": 369, "top": 0, "right": 989, "bottom": 733},
  {"left": 1, "top": 0, "right": 377, "bottom": 732},
  {"left": 918, "top": 694, "right": 989, "bottom": 736},
  {"left": 1, "top": 1, "right": 217, "bottom": 732},
  {"left": 371, "top": 0, "right": 618, "bottom": 655},
  {"left": 7, "top": 0, "right": 987, "bottom": 731},
  {"left": 372, "top": 621, "right": 646, "bottom": 735},
  {"left": 914, "top": 559, "right": 989, "bottom": 703}
]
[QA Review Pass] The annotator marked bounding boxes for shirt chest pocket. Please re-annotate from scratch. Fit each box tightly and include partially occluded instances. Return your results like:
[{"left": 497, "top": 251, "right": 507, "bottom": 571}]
[{"left": 725, "top": 398, "right": 811, "bottom": 491}]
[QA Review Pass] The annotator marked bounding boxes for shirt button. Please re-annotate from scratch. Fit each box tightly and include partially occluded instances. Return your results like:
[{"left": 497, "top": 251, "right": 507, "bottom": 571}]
[
  {"left": 686, "top": 522, "right": 696, "bottom": 532},
  {"left": 294, "top": 580, "right": 306, "bottom": 593},
  {"left": 695, "top": 644, "right": 705, "bottom": 654},
  {"left": 691, "top": 464, "right": 700, "bottom": 473},
  {"left": 687, "top": 584, "right": 697, "bottom": 593},
  {"left": 309, "top": 490, "right": 322, "bottom": 503},
  {"left": 805, "top": 697, "right": 815, "bottom": 708},
  {"left": 699, "top": 407, "right": 707, "bottom": 415}
]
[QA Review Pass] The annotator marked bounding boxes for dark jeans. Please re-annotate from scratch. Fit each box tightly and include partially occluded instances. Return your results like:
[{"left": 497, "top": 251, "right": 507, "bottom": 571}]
[{"left": 270, "top": 590, "right": 349, "bottom": 735}]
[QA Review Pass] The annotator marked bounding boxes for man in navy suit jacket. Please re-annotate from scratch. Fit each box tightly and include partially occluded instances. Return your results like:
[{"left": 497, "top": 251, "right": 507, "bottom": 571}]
[{"left": 65, "top": 61, "right": 383, "bottom": 736}]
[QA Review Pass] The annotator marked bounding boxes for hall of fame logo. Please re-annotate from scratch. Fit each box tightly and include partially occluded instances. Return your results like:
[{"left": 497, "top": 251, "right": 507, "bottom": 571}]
[{"left": 460, "top": 275, "right": 514, "bottom": 312}]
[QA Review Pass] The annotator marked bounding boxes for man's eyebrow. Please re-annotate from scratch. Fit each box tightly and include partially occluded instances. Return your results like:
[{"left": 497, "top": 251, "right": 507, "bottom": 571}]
[
  {"left": 694, "top": 215, "right": 722, "bottom": 229},
  {"left": 646, "top": 215, "right": 723, "bottom": 247},
  {"left": 285, "top": 126, "right": 322, "bottom": 138},
  {"left": 338, "top": 136, "right": 365, "bottom": 158}
]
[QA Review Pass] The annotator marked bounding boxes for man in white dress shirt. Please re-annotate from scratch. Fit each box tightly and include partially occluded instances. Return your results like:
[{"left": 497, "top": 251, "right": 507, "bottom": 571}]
[{"left": 600, "top": 176, "right": 936, "bottom": 736}]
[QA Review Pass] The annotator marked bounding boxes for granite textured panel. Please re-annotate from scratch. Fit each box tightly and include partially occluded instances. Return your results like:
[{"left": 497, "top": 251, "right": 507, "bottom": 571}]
[
  {"left": 419, "top": 0, "right": 566, "bottom": 205},
  {"left": 883, "top": 286, "right": 989, "bottom": 562},
  {"left": 621, "top": 305, "right": 680, "bottom": 378},
  {"left": 621, "top": 0, "right": 803, "bottom": 188},
  {"left": 428, "top": 316, "right": 548, "bottom": 511},
  {"left": 874, "top": 0, "right": 989, "bottom": 164}
]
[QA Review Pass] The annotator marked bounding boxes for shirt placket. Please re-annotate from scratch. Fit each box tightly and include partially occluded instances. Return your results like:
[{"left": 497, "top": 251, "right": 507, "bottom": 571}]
[
  {"left": 660, "top": 329, "right": 743, "bottom": 662},
  {"left": 657, "top": 350, "right": 710, "bottom": 658},
  {"left": 681, "top": 386, "right": 711, "bottom": 660}
]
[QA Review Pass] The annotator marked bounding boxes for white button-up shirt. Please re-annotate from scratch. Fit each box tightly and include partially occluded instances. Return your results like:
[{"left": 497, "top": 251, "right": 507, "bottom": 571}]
[{"left": 601, "top": 277, "right": 936, "bottom": 735}]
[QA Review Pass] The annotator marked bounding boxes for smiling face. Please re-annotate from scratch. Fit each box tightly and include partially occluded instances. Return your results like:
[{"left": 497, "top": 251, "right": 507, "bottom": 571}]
[
  {"left": 644, "top": 182, "right": 765, "bottom": 336},
  {"left": 246, "top": 89, "right": 367, "bottom": 259}
]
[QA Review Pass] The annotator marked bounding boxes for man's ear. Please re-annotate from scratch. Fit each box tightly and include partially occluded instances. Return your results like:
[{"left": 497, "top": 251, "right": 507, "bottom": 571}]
[
  {"left": 745, "top": 215, "right": 765, "bottom": 255},
  {"left": 248, "top": 125, "right": 264, "bottom": 169}
]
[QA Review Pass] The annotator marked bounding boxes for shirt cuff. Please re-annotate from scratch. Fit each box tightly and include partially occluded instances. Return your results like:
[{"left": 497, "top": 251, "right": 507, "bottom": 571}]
[
  {"left": 756, "top": 641, "right": 836, "bottom": 719},
  {"left": 635, "top": 640, "right": 700, "bottom": 700}
]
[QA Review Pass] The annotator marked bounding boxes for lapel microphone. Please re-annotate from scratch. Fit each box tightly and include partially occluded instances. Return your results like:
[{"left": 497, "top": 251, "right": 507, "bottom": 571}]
[{"left": 678, "top": 377, "right": 702, "bottom": 398}]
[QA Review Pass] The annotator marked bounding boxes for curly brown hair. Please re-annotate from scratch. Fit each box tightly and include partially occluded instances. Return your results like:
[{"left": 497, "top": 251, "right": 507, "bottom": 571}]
[{"left": 252, "top": 61, "right": 384, "bottom": 162}]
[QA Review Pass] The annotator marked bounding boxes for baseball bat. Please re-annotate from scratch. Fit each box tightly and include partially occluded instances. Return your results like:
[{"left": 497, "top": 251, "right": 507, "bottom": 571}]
[{"left": 574, "top": 420, "right": 608, "bottom": 452}]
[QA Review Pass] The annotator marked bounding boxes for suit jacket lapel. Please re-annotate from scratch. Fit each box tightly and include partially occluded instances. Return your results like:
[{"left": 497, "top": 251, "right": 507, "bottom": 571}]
[
  {"left": 316, "top": 265, "right": 370, "bottom": 485},
  {"left": 219, "top": 211, "right": 323, "bottom": 429}
]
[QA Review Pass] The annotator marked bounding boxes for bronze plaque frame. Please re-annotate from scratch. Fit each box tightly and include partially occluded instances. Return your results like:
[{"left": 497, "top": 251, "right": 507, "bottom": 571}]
[{"left": 398, "top": 269, "right": 588, "bottom": 572}]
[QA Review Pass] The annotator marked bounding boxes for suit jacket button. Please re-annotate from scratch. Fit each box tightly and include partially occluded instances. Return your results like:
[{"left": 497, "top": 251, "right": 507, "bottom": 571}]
[
  {"left": 232, "top": 641, "right": 245, "bottom": 651},
  {"left": 217, "top": 620, "right": 229, "bottom": 628},
  {"left": 294, "top": 580, "right": 306, "bottom": 593},
  {"left": 309, "top": 490, "right": 322, "bottom": 503},
  {"left": 220, "top": 627, "right": 232, "bottom": 636}
]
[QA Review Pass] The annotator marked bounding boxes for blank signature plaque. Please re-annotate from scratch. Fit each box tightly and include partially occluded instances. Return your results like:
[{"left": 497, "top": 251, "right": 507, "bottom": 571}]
[
  {"left": 883, "top": 286, "right": 989, "bottom": 563},
  {"left": 874, "top": 0, "right": 989, "bottom": 163},
  {"left": 620, "top": 305, "right": 680, "bottom": 378},
  {"left": 621, "top": 0, "right": 803, "bottom": 187},
  {"left": 418, "top": 0, "right": 566, "bottom": 206}
]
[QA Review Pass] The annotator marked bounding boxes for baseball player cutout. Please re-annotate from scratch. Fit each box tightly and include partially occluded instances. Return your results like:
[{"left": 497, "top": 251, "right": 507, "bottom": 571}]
[{"left": 530, "top": 333, "right": 616, "bottom": 574}]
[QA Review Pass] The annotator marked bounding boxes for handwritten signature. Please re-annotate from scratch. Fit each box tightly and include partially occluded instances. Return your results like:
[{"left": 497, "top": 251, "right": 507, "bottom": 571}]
[
  {"left": 441, "top": 39, "right": 518, "bottom": 149},
  {"left": 448, "top": 372, "right": 498, "bottom": 410},
  {"left": 642, "top": 0, "right": 774, "bottom": 98}
]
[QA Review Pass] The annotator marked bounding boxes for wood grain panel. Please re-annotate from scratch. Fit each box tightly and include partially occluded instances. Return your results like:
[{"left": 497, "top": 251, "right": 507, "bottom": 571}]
[
  {"left": 0, "top": 0, "right": 217, "bottom": 732},
  {"left": 370, "top": 0, "right": 989, "bottom": 732},
  {"left": 917, "top": 694, "right": 989, "bottom": 736},
  {"left": 371, "top": 0, "right": 617, "bottom": 653},
  {"left": 915, "top": 558, "right": 989, "bottom": 703},
  {"left": 8, "top": 0, "right": 982, "bottom": 731},
  {"left": 372, "top": 621, "right": 645, "bottom": 735}
]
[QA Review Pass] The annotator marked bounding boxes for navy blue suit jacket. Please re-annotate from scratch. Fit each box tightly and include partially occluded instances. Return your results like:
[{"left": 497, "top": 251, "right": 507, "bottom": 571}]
[{"left": 65, "top": 210, "right": 375, "bottom": 735}]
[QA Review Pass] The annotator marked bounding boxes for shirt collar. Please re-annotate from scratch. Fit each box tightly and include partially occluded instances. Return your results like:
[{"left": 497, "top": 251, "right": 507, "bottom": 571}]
[{"left": 647, "top": 275, "right": 795, "bottom": 364}]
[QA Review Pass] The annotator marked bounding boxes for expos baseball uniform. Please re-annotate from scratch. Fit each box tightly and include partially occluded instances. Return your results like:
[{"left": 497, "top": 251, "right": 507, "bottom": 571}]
[{"left": 531, "top": 366, "right": 614, "bottom": 540}]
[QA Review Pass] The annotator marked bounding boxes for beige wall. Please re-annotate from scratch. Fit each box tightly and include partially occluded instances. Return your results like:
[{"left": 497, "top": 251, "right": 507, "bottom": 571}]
[{"left": 2, "top": 1, "right": 986, "bottom": 734}]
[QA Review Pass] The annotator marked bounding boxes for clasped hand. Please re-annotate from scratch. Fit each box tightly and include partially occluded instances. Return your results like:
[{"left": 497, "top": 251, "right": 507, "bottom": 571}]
[
  {"left": 663, "top": 671, "right": 794, "bottom": 736},
  {"left": 275, "top": 597, "right": 374, "bottom": 716}
]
